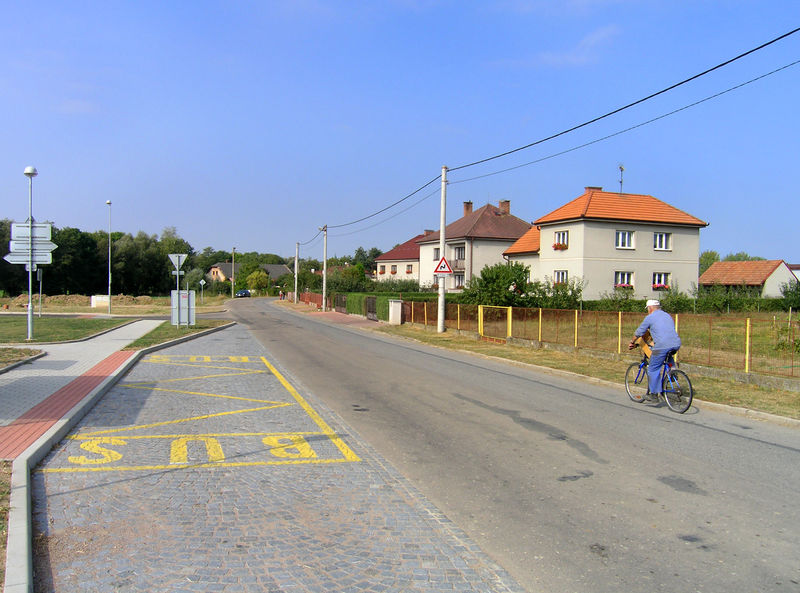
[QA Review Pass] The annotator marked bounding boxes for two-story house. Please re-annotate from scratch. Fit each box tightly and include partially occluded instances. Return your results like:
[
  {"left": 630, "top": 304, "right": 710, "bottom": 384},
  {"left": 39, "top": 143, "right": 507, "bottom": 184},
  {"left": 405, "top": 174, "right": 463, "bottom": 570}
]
[
  {"left": 374, "top": 231, "right": 433, "bottom": 282},
  {"left": 505, "top": 187, "right": 708, "bottom": 299},
  {"left": 417, "top": 200, "right": 531, "bottom": 290}
]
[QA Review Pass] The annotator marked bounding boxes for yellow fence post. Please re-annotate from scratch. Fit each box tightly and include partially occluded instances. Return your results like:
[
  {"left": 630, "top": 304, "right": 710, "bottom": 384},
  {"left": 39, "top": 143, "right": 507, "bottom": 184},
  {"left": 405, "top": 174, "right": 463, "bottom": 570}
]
[
  {"left": 745, "top": 317, "right": 751, "bottom": 373},
  {"left": 478, "top": 305, "right": 484, "bottom": 336},
  {"left": 617, "top": 311, "right": 622, "bottom": 354},
  {"left": 457, "top": 304, "right": 461, "bottom": 330},
  {"left": 538, "top": 308, "right": 542, "bottom": 342},
  {"left": 674, "top": 314, "right": 679, "bottom": 362},
  {"left": 507, "top": 306, "right": 513, "bottom": 338},
  {"left": 574, "top": 309, "right": 578, "bottom": 348},
  {"left": 424, "top": 302, "right": 427, "bottom": 326}
]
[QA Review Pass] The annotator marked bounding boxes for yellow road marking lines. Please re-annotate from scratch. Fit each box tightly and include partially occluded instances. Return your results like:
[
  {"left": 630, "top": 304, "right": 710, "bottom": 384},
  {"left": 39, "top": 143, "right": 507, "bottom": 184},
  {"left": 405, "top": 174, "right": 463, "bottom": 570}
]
[{"left": 41, "top": 353, "right": 361, "bottom": 472}]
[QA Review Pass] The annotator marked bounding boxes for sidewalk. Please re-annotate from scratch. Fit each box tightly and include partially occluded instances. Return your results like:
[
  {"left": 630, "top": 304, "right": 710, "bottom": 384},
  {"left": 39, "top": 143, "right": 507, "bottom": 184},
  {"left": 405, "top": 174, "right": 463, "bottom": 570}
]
[{"left": 0, "top": 320, "right": 164, "bottom": 459}]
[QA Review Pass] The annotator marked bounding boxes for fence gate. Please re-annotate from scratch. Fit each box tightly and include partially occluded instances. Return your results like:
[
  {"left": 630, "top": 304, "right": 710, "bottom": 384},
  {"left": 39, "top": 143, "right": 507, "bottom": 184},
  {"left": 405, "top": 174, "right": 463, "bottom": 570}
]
[
  {"left": 365, "top": 296, "right": 378, "bottom": 321},
  {"left": 335, "top": 294, "right": 347, "bottom": 313}
]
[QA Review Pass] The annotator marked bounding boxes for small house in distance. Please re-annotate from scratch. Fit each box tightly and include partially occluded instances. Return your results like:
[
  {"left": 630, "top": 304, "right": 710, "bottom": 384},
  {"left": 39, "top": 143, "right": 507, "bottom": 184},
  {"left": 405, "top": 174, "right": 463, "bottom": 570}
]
[{"left": 698, "top": 260, "right": 797, "bottom": 298}]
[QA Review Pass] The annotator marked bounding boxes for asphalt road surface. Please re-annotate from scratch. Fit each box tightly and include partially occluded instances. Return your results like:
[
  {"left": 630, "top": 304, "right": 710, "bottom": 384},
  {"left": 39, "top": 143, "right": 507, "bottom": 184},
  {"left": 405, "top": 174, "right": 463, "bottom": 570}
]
[{"left": 227, "top": 299, "right": 800, "bottom": 593}]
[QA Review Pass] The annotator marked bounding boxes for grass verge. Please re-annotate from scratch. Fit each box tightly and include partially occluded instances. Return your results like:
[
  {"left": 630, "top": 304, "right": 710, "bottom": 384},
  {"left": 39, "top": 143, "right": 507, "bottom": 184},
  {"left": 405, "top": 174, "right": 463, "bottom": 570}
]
[
  {"left": 377, "top": 324, "right": 800, "bottom": 421},
  {"left": 0, "top": 316, "right": 130, "bottom": 343},
  {"left": 122, "top": 319, "right": 230, "bottom": 350}
]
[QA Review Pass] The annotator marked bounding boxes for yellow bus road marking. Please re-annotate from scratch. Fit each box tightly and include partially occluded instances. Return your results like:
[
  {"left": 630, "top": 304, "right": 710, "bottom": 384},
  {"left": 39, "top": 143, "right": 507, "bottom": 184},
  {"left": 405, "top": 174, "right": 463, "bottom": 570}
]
[
  {"left": 124, "top": 384, "right": 288, "bottom": 404},
  {"left": 143, "top": 355, "right": 258, "bottom": 364},
  {"left": 68, "top": 431, "right": 329, "bottom": 440},
  {"left": 40, "top": 432, "right": 354, "bottom": 473},
  {"left": 126, "top": 369, "right": 269, "bottom": 386},
  {"left": 260, "top": 356, "right": 360, "bottom": 463},
  {"left": 141, "top": 361, "right": 271, "bottom": 373},
  {"left": 75, "top": 404, "right": 292, "bottom": 437},
  {"left": 40, "top": 458, "right": 353, "bottom": 473}
]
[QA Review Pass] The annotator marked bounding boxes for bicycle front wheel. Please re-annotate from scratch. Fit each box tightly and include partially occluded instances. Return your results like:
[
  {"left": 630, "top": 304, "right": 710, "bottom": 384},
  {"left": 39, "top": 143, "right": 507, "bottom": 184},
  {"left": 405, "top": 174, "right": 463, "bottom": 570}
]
[
  {"left": 663, "top": 369, "right": 693, "bottom": 413},
  {"left": 625, "top": 363, "right": 648, "bottom": 402}
]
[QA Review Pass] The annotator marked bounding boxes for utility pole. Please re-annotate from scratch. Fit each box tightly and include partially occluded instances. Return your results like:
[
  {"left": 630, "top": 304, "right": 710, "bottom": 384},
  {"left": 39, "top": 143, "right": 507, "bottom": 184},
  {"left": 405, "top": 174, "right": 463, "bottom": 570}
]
[
  {"left": 231, "top": 247, "right": 236, "bottom": 298},
  {"left": 24, "top": 166, "right": 37, "bottom": 341},
  {"left": 438, "top": 166, "right": 447, "bottom": 333},
  {"left": 319, "top": 225, "right": 327, "bottom": 311},
  {"left": 294, "top": 242, "right": 299, "bottom": 304}
]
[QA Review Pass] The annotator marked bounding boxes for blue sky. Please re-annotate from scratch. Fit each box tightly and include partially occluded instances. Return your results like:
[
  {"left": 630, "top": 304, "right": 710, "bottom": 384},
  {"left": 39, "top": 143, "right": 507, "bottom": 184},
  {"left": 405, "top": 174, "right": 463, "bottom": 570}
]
[{"left": 2, "top": 1, "right": 799, "bottom": 264}]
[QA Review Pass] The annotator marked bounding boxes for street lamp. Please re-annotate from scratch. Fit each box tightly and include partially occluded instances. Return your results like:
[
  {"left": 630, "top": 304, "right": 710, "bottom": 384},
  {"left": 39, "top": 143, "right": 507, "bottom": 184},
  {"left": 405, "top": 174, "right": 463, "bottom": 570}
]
[
  {"left": 106, "top": 200, "right": 112, "bottom": 315},
  {"left": 24, "top": 166, "right": 37, "bottom": 341},
  {"left": 231, "top": 247, "right": 236, "bottom": 298}
]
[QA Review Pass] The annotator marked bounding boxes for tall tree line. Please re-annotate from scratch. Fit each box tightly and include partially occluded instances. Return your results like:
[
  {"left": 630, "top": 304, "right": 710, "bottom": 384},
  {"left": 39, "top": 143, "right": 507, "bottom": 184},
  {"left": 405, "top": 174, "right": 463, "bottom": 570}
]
[{"left": 0, "top": 220, "right": 287, "bottom": 297}]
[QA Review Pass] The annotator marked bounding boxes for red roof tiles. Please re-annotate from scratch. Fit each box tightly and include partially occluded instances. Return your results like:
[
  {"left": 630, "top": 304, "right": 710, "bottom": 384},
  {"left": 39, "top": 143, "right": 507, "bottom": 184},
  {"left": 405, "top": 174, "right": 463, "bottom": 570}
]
[
  {"left": 535, "top": 187, "right": 707, "bottom": 227},
  {"left": 503, "top": 226, "right": 540, "bottom": 256},
  {"left": 418, "top": 203, "right": 531, "bottom": 244},
  {"left": 698, "top": 260, "right": 785, "bottom": 286},
  {"left": 375, "top": 232, "right": 430, "bottom": 261}
]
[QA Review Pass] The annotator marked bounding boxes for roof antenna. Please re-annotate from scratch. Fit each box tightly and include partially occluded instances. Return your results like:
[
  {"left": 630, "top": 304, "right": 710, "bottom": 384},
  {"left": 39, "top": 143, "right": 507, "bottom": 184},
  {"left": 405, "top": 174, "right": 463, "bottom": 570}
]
[{"left": 618, "top": 164, "right": 625, "bottom": 194}]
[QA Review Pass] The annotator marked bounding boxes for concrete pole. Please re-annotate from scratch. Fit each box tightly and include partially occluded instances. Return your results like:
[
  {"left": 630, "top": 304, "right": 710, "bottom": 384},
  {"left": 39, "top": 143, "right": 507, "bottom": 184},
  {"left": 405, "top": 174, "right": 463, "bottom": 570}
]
[
  {"left": 320, "top": 225, "right": 328, "bottom": 312},
  {"left": 294, "top": 242, "right": 299, "bottom": 303},
  {"left": 106, "top": 200, "right": 112, "bottom": 315},
  {"left": 438, "top": 166, "right": 447, "bottom": 333},
  {"left": 24, "top": 166, "right": 37, "bottom": 341},
  {"left": 231, "top": 247, "right": 236, "bottom": 298}
]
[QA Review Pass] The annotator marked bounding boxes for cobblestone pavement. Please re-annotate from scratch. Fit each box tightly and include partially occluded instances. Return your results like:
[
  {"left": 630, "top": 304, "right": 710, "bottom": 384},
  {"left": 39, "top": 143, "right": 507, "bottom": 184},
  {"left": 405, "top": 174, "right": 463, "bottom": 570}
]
[{"left": 32, "top": 324, "right": 524, "bottom": 592}]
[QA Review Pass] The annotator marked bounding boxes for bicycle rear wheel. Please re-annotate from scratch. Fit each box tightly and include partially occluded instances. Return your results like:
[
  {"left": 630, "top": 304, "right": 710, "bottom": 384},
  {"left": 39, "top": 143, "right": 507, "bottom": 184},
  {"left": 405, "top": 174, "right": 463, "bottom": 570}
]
[
  {"left": 625, "top": 363, "right": 648, "bottom": 402},
  {"left": 663, "top": 369, "right": 693, "bottom": 413}
]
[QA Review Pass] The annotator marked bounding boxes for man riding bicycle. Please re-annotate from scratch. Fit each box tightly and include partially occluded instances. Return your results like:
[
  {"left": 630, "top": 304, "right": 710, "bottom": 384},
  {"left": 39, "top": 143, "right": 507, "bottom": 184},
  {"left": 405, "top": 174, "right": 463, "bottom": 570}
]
[{"left": 628, "top": 299, "right": 681, "bottom": 400}]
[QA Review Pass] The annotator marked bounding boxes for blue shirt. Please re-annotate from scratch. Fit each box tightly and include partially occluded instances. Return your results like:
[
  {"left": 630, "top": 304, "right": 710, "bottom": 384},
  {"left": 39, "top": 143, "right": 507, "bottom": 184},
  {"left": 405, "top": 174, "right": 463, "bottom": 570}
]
[{"left": 635, "top": 309, "right": 681, "bottom": 350}]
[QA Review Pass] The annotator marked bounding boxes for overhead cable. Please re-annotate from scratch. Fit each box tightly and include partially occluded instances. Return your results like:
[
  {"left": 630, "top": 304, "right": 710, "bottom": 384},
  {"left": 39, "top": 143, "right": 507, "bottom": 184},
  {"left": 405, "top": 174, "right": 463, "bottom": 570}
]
[{"left": 449, "top": 27, "right": 800, "bottom": 172}]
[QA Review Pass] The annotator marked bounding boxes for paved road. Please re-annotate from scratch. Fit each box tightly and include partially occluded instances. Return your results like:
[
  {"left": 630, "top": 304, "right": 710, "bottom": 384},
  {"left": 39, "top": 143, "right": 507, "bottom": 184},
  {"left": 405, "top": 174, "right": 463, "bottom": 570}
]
[
  {"left": 31, "top": 321, "right": 522, "bottom": 592},
  {"left": 228, "top": 300, "right": 800, "bottom": 593}
]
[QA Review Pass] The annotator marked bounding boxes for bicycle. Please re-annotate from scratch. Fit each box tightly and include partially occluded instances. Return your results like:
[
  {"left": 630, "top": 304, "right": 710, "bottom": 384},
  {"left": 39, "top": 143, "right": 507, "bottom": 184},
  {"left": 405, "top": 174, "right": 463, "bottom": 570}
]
[{"left": 625, "top": 340, "right": 693, "bottom": 413}]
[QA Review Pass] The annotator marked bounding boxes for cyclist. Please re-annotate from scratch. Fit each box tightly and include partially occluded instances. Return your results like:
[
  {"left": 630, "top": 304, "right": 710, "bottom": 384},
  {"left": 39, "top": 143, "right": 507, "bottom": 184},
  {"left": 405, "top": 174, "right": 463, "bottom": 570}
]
[{"left": 628, "top": 299, "right": 681, "bottom": 400}]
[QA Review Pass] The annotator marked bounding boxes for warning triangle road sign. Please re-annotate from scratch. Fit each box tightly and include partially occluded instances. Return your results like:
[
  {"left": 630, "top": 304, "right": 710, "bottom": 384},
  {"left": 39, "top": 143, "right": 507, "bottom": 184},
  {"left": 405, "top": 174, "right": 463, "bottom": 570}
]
[{"left": 435, "top": 257, "right": 453, "bottom": 274}]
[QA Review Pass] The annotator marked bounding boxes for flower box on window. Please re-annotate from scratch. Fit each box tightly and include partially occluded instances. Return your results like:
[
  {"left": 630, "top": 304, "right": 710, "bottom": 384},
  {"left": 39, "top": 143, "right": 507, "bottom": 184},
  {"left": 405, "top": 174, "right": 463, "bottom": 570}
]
[
  {"left": 406, "top": 269, "right": 413, "bottom": 274},
  {"left": 652, "top": 284, "right": 669, "bottom": 291},
  {"left": 614, "top": 283, "right": 633, "bottom": 289},
  {"left": 379, "top": 270, "right": 385, "bottom": 275},
  {"left": 391, "top": 270, "right": 397, "bottom": 274},
  {"left": 552, "top": 242, "right": 568, "bottom": 251}
]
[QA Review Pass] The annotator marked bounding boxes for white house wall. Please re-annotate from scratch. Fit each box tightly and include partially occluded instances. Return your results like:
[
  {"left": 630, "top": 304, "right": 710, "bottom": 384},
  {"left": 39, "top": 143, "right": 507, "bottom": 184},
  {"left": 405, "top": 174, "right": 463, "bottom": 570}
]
[{"left": 763, "top": 263, "right": 797, "bottom": 297}]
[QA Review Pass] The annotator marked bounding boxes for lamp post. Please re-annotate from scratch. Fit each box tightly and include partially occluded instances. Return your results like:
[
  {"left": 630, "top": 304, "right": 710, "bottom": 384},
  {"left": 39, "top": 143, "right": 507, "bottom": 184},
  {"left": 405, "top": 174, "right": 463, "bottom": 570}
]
[
  {"left": 106, "top": 200, "right": 112, "bottom": 315},
  {"left": 231, "top": 247, "right": 236, "bottom": 298},
  {"left": 24, "top": 166, "right": 37, "bottom": 341}
]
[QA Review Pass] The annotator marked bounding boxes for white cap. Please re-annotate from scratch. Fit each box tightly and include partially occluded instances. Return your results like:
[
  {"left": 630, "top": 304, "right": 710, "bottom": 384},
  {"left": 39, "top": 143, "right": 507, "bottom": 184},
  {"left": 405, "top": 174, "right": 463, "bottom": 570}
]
[{"left": 646, "top": 299, "right": 660, "bottom": 308}]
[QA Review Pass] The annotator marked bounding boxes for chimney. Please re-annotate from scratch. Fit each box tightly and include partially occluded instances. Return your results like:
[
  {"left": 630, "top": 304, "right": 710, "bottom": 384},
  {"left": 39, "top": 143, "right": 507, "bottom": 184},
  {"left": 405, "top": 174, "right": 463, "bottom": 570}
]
[
  {"left": 463, "top": 201, "right": 473, "bottom": 216},
  {"left": 585, "top": 186, "right": 602, "bottom": 192},
  {"left": 423, "top": 229, "right": 434, "bottom": 236},
  {"left": 498, "top": 200, "right": 510, "bottom": 214}
]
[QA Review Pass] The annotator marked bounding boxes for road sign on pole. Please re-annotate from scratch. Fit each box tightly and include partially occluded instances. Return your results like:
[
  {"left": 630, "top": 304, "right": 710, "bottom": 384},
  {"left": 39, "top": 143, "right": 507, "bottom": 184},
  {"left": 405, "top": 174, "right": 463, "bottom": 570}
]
[
  {"left": 11, "top": 222, "right": 51, "bottom": 240},
  {"left": 435, "top": 257, "right": 453, "bottom": 274},
  {"left": 4, "top": 251, "right": 52, "bottom": 265},
  {"left": 9, "top": 239, "right": 57, "bottom": 253}
]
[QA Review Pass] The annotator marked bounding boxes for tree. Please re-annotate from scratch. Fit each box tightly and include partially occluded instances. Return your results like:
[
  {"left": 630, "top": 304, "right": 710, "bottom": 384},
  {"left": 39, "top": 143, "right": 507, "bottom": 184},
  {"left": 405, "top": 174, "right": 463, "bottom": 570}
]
[
  {"left": 460, "top": 262, "right": 531, "bottom": 307},
  {"left": 246, "top": 269, "right": 270, "bottom": 293},
  {"left": 723, "top": 252, "right": 765, "bottom": 261},
  {"left": 699, "top": 250, "right": 719, "bottom": 276}
]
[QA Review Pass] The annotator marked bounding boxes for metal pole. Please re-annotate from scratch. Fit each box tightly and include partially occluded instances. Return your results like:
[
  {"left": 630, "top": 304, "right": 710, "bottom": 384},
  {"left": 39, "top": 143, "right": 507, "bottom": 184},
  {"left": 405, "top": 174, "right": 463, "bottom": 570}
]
[
  {"left": 294, "top": 242, "right": 299, "bottom": 304},
  {"left": 24, "top": 166, "right": 37, "bottom": 341},
  {"left": 231, "top": 247, "right": 236, "bottom": 298},
  {"left": 320, "top": 226, "right": 327, "bottom": 311},
  {"left": 437, "top": 166, "right": 447, "bottom": 333},
  {"left": 106, "top": 200, "right": 112, "bottom": 315},
  {"left": 176, "top": 254, "right": 182, "bottom": 328}
]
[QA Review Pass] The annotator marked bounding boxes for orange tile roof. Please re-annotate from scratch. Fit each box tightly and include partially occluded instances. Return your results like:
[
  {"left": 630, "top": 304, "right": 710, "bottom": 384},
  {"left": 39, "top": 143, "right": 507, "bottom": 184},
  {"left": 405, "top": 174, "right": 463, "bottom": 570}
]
[
  {"left": 419, "top": 203, "right": 531, "bottom": 244},
  {"left": 503, "top": 226, "right": 540, "bottom": 256},
  {"left": 375, "top": 232, "right": 430, "bottom": 261},
  {"left": 698, "top": 260, "right": 785, "bottom": 286},
  {"left": 535, "top": 187, "right": 707, "bottom": 227}
]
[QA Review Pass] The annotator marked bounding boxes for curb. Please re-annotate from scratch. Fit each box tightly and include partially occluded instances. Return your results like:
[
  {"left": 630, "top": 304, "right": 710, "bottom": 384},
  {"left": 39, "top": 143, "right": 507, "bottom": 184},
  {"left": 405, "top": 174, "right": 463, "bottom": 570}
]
[
  {"left": 0, "top": 352, "right": 47, "bottom": 376},
  {"left": 3, "top": 321, "right": 236, "bottom": 593}
]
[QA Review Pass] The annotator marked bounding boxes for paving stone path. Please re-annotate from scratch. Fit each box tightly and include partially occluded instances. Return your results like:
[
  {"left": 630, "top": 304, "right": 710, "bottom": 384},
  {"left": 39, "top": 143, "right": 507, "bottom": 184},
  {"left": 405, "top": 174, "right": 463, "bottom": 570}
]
[{"left": 32, "top": 324, "right": 524, "bottom": 592}]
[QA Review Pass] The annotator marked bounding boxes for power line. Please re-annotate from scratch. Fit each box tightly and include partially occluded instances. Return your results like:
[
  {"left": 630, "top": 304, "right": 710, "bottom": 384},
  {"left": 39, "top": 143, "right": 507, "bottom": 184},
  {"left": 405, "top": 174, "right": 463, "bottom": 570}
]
[
  {"left": 450, "top": 59, "right": 800, "bottom": 185},
  {"left": 330, "top": 187, "right": 441, "bottom": 238},
  {"left": 449, "top": 27, "right": 800, "bottom": 172}
]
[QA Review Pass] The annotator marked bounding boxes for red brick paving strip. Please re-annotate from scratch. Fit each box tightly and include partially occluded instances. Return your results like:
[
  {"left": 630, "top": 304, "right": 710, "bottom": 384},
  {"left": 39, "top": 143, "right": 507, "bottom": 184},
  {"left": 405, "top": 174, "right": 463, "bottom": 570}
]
[{"left": 0, "top": 350, "right": 135, "bottom": 459}]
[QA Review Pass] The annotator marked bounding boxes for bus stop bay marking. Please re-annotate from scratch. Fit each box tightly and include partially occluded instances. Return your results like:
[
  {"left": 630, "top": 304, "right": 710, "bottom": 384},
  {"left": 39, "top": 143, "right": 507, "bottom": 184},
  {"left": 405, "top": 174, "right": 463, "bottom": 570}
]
[
  {"left": 39, "top": 433, "right": 342, "bottom": 472},
  {"left": 38, "top": 354, "right": 361, "bottom": 472}
]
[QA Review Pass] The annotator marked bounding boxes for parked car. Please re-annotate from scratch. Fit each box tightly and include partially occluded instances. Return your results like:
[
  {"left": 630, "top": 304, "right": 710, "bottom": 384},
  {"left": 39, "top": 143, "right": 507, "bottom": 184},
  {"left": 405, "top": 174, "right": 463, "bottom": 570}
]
[{"left": 234, "top": 289, "right": 250, "bottom": 298}]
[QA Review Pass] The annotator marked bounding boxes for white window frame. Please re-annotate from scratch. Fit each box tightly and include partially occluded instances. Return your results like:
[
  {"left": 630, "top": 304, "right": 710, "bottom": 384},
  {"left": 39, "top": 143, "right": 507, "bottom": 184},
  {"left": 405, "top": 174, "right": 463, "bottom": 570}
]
[
  {"left": 614, "top": 271, "right": 634, "bottom": 287},
  {"left": 454, "top": 273, "right": 465, "bottom": 288},
  {"left": 390, "top": 264, "right": 397, "bottom": 274},
  {"left": 554, "top": 230, "right": 569, "bottom": 247},
  {"left": 454, "top": 245, "right": 465, "bottom": 260},
  {"left": 406, "top": 264, "right": 413, "bottom": 274},
  {"left": 433, "top": 247, "right": 440, "bottom": 261},
  {"left": 653, "top": 232, "right": 671, "bottom": 251},
  {"left": 615, "top": 230, "right": 634, "bottom": 249},
  {"left": 553, "top": 270, "right": 568, "bottom": 284},
  {"left": 652, "top": 272, "right": 670, "bottom": 288}
]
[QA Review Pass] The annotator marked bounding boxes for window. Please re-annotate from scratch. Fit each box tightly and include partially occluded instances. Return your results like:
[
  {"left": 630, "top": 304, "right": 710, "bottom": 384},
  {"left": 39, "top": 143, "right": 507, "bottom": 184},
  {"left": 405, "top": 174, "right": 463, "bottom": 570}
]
[
  {"left": 653, "top": 232, "right": 671, "bottom": 251},
  {"left": 379, "top": 265, "right": 385, "bottom": 275},
  {"left": 616, "top": 230, "right": 634, "bottom": 249},
  {"left": 406, "top": 264, "right": 413, "bottom": 274},
  {"left": 433, "top": 247, "right": 440, "bottom": 260},
  {"left": 652, "top": 272, "right": 670, "bottom": 290},
  {"left": 454, "top": 273, "right": 465, "bottom": 288},
  {"left": 390, "top": 265, "right": 397, "bottom": 275},
  {"left": 553, "top": 230, "right": 569, "bottom": 250},
  {"left": 455, "top": 245, "right": 465, "bottom": 260},
  {"left": 614, "top": 271, "right": 634, "bottom": 288},
  {"left": 553, "top": 270, "right": 568, "bottom": 284}
]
